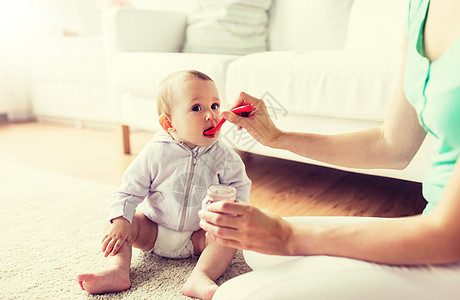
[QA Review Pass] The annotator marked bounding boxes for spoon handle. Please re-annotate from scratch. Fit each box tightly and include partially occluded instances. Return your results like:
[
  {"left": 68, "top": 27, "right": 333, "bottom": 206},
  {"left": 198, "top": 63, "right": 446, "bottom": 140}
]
[{"left": 204, "top": 105, "right": 254, "bottom": 135}]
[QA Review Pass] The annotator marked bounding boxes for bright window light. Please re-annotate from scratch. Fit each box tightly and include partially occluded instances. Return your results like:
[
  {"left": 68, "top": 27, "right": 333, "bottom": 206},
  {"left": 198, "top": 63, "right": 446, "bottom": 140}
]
[
  {"left": 0, "top": 1, "right": 44, "bottom": 27},
  {"left": 0, "top": 0, "right": 49, "bottom": 48}
]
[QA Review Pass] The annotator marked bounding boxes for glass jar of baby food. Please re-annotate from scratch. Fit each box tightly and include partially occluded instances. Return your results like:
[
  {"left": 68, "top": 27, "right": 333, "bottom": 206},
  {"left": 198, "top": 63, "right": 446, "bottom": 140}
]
[{"left": 202, "top": 184, "right": 237, "bottom": 210}]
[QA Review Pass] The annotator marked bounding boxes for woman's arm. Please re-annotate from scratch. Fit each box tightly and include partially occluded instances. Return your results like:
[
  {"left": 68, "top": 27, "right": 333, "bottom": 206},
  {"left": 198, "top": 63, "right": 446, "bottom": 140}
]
[
  {"left": 199, "top": 32, "right": 460, "bottom": 265},
  {"left": 199, "top": 159, "right": 460, "bottom": 265},
  {"left": 290, "top": 159, "right": 460, "bottom": 265},
  {"left": 224, "top": 35, "right": 426, "bottom": 170}
]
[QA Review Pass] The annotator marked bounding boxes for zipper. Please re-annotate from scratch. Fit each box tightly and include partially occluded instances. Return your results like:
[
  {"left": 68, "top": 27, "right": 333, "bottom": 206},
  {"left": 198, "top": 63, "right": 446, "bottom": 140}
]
[{"left": 178, "top": 146, "right": 198, "bottom": 231}]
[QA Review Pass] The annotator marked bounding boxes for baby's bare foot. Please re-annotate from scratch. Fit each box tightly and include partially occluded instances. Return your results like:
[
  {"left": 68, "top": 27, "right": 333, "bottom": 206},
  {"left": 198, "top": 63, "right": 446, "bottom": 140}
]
[
  {"left": 77, "top": 268, "right": 131, "bottom": 294},
  {"left": 182, "top": 271, "right": 218, "bottom": 300}
]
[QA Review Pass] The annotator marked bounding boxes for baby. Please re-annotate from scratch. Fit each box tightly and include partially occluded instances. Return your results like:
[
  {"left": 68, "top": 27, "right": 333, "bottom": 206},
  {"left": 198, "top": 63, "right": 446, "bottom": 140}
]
[{"left": 77, "top": 70, "right": 251, "bottom": 300}]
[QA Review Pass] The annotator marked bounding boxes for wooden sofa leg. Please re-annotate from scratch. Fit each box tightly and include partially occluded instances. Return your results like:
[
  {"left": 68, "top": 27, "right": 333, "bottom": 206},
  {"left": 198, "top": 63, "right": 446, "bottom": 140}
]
[{"left": 121, "top": 124, "right": 131, "bottom": 155}]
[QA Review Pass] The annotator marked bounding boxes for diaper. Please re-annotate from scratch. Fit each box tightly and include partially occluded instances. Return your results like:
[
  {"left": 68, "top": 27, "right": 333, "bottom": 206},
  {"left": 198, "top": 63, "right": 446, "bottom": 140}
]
[{"left": 150, "top": 225, "right": 194, "bottom": 258}]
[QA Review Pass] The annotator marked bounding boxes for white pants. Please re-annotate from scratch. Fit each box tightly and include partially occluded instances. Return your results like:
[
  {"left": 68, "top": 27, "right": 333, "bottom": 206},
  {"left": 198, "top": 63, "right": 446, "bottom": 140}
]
[{"left": 214, "top": 216, "right": 460, "bottom": 300}]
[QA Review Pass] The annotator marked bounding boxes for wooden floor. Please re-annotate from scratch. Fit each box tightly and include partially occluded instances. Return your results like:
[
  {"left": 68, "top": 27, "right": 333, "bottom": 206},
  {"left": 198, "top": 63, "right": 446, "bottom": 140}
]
[{"left": 0, "top": 121, "right": 427, "bottom": 218}]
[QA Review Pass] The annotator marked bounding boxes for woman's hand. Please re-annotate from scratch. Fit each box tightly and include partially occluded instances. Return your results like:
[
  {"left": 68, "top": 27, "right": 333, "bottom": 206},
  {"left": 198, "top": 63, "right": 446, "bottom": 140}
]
[
  {"left": 101, "top": 217, "right": 132, "bottom": 257},
  {"left": 222, "top": 92, "right": 282, "bottom": 147},
  {"left": 198, "top": 201, "right": 294, "bottom": 255}
]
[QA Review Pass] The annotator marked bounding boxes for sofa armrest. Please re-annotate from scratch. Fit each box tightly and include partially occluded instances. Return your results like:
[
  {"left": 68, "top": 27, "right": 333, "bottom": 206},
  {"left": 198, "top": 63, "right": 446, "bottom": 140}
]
[{"left": 101, "top": 7, "right": 187, "bottom": 54}]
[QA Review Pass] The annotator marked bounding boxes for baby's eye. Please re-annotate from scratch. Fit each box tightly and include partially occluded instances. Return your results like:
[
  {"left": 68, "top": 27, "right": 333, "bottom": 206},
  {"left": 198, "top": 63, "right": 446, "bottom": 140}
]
[
  {"left": 211, "top": 103, "right": 220, "bottom": 110},
  {"left": 191, "top": 105, "right": 202, "bottom": 112}
]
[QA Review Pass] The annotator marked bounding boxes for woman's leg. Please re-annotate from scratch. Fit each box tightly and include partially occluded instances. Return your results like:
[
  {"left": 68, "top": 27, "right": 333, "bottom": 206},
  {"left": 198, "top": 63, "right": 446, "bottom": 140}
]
[{"left": 213, "top": 216, "right": 460, "bottom": 300}]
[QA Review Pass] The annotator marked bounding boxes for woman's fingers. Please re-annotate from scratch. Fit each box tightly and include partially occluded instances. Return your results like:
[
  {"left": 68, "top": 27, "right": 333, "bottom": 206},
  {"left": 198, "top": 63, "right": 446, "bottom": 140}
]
[
  {"left": 225, "top": 91, "right": 281, "bottom": 146},
  {"left": 207, "top": 234, "right": 242, "bottom": 249},
  {"left": 199, "top": 201, "right": 293, "bottom": 254},
  {"left": 199, "top": 202, "right": 258, "bottom": 235},
  {"left": 198, "top": 210, "right": 234, "bottom": 229},
  {"left": 208, "top": 201, "right": 250, "bottom": 215},
  {"left": 222, "top": 92, "right": 260, "bottom": 124},
  {"left": 231, "top": 91, "right": 257, "bottom": 107},
  {"left": 239, "top": 91, "right": 260, "bottom": 106},
  {"left": 200, "top": 220, "right": 243, "bottom": 250},
  {"left": 199, "top": 218, "right": 238, "bottom": 238},
  {"left": 198, "top": 202, "right": 253, "bottom": 232}
]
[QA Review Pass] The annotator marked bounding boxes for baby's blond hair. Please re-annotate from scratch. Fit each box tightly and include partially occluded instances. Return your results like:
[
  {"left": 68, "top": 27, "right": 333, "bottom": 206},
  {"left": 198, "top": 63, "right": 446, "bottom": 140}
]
[{"left": 156, "top": 70, "right": 214, "bottom": 116}]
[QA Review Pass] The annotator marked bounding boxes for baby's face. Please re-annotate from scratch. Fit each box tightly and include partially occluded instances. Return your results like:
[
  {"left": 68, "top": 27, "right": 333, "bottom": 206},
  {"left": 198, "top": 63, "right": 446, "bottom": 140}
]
[{"left": 169, "top": 79, "right": 221, "bottom": 148}]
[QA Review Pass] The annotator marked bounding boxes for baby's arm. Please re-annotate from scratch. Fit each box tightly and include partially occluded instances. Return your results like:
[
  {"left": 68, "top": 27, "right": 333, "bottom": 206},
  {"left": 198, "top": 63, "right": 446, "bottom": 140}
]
[
  {"left": 106, "top": 143, "right": 158, "bottom": 256},
  {"left": 102, "top": 217, "right": 131, "bottom": 257}
]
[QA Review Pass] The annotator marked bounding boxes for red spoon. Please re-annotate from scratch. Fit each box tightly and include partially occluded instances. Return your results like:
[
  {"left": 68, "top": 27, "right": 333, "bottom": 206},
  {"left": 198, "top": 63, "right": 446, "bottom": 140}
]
[{"left": 203, "top": 104, "right": 254, "bottom": 136}]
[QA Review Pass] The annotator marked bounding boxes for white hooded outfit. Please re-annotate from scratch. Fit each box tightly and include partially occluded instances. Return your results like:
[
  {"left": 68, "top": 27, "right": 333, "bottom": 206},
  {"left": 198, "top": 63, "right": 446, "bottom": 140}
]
[{"left": 109, "top": 131, "right": 251, "bottom": 257}]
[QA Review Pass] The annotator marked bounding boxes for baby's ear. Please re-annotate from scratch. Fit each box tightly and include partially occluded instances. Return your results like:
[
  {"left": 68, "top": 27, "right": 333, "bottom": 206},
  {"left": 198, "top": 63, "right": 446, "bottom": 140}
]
[{"left": 159, "top": 114, "right": 174, "bottom": 132}]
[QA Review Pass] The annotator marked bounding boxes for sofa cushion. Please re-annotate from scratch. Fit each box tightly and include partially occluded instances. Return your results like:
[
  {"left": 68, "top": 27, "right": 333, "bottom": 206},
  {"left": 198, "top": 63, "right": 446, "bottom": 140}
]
[
  {"left": 130, "top": 0, "right": 193, "bottom": 12},
  {"left": 183, "top": 0, "right": 273, "bottom": 55},
  {"left": 225, "top": 49, "right": 402, "bottom": 122},
  {"left": 268, "top": 0, "right": 353, "bottom": 51},
  {"left": 110, "top": 52, "right": 239, "bottom": 98}
]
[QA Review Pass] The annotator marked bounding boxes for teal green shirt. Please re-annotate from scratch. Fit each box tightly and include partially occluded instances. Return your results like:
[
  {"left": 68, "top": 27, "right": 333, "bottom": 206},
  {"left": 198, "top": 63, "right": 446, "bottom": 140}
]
[{"left": 405, "top": 0, "right": 460, "bottom": 214}]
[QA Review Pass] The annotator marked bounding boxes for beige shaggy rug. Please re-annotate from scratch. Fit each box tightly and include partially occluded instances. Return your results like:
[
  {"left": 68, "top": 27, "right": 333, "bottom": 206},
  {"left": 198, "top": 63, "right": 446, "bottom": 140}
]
[{"left": 0, "top": 159, "right": 252, "bottom": 299}]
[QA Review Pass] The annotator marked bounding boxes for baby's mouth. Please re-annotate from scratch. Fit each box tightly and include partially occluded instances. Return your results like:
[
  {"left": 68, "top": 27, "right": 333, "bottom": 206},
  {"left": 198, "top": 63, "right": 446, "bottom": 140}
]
[{"left": 203, "top": 126, "right": 216, "bottom": 137}]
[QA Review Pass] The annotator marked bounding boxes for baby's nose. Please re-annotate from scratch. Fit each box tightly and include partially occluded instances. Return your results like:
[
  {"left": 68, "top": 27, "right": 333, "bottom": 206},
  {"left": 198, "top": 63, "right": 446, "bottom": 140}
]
[{"left": 206, "top": 110, "right": 218, "bottom": 121}]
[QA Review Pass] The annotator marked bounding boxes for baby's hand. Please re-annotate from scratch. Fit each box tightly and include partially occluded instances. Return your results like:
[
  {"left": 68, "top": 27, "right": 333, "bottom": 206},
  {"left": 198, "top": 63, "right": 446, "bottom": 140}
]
[{"left": 101, "top": 217, "right": 131, "bottom": 257}]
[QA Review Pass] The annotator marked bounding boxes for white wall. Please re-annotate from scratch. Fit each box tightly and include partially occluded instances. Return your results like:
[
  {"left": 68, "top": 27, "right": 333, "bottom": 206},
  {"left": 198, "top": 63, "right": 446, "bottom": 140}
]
[
  {"left": 0, "top": 0, "right": 193, "bottom": 121},
  {"left": 0, "top": 0, "right": 104, "bottom": 121},
  {"left": 0, "top": 50, "right": 7, "bottom": 114},
  {"left": 0, "top": 0, "right": 102, "bottom": 38},
  {"left": 32, "top": 0, "right": 102, "bottom": 36}
]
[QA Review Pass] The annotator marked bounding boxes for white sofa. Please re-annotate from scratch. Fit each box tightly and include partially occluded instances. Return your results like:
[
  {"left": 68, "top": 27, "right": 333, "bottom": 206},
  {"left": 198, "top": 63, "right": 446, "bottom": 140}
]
[{"left": 102, "top": 0, "right": 437, "bottom": 182}]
